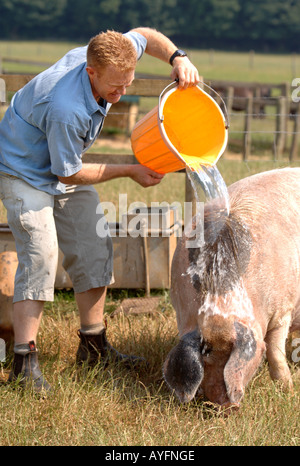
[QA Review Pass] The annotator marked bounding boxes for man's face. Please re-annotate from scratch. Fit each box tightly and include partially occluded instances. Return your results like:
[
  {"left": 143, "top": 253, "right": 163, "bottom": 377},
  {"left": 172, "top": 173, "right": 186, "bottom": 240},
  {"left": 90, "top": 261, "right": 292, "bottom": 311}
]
[{"left": 86, "top": 64, "right": 135, "bottom": 104}]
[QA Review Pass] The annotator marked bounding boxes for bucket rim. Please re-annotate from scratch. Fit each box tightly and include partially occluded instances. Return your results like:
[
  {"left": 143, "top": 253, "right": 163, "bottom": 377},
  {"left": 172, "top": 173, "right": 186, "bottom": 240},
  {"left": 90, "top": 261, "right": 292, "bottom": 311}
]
[{"left": 157, "top": 84, "right": 229, "bottom": 167}]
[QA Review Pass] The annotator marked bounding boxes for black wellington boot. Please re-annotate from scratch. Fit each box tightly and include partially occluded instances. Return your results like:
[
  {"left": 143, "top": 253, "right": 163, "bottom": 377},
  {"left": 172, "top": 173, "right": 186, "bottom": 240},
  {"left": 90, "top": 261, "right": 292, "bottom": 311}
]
[
  {"left": 8, "top": 341, "right": 51, "bottom": 394},
  {"left": 76, "top": 328, "right": 147, "bottom": 369}
]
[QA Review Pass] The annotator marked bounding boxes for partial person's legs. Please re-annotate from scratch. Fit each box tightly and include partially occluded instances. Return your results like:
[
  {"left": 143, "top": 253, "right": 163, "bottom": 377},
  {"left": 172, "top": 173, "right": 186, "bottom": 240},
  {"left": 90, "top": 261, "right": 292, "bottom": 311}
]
[
  {"left": 55, "top": 185, "right": 147, "bottom": 368},
  {"left": 13, "top": 300, "right": 44, "bottom": 344},
  {"left": 75, "top": 286, "right": 107, "bottom": 329},
  {"left": 9, "top": 299, "right": 51, "bottom": 393},
  {"left": 75, "top": 286, "right": 147, "bottom": 367},
  {"left": 0, "top": 174, "right": 57, "bottom": 392},
  {"left": 54, "top": 184, "right": 113, "bottom": 345}
]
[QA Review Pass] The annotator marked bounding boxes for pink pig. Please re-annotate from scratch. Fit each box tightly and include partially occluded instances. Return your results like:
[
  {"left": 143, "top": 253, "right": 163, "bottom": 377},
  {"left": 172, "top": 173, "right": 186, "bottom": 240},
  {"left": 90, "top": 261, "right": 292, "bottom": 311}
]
[{"left": 163, "top": 168, "right": 300, "bottom": 408}]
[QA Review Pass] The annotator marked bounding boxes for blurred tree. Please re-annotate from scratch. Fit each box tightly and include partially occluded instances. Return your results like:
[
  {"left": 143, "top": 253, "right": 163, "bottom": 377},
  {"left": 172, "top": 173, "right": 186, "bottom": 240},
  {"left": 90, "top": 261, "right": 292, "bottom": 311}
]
[
  {"left": 0, "top": 0, "right": 299, "bottom": 52},
  {"left": 0, "top": 0, "right": 67, "bottom": 38},
  {"left": 235, "top": 0, "right": 300, "bottom": 50},
  {"left": 173, "top": 0, "right": 240, "bottom": 47}
]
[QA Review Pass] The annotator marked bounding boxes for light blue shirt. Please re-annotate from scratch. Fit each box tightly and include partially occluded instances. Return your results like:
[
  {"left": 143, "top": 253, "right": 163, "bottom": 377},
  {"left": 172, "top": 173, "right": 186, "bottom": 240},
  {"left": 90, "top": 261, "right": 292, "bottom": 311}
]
[{"left": 0, "top": 31, "right": 147, "bottom": 194}]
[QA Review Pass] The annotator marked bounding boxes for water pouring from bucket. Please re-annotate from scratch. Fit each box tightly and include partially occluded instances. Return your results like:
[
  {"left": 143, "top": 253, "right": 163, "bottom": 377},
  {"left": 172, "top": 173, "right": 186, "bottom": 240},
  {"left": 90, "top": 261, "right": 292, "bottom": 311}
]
[{"left": 131, "top": 81, "right": 230, "bottom": 219}]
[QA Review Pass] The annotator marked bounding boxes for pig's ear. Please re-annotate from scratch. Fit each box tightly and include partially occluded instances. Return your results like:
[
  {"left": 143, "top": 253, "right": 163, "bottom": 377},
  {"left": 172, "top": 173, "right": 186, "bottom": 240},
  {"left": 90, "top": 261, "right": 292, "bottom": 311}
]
[
  {"left": 224, "top": 321, "right": 265, "bottom": 404},
  {"left": 163, "top": 329, "right": 204, "bottom": 403}
]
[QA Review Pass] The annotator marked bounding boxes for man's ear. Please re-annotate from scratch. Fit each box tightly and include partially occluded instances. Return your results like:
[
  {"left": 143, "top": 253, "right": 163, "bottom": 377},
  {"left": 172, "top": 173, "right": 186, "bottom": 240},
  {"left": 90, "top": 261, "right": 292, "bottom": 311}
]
[{"left": 86, "top": 66, "right": 95, "bottom": 78}]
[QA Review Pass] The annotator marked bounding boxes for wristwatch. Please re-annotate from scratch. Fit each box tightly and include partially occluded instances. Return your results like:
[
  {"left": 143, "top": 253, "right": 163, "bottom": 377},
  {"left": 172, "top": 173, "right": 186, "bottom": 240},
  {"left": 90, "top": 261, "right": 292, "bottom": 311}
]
[{"left": 169, "top": 49, "right": 187, "bottom": 66}]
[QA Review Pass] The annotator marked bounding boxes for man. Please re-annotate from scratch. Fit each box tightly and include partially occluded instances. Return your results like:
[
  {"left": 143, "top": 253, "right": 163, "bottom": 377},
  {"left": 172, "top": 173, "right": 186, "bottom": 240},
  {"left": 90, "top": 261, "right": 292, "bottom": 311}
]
[{"left": 0, "top": 27, "right": 199, "bottom": 393}]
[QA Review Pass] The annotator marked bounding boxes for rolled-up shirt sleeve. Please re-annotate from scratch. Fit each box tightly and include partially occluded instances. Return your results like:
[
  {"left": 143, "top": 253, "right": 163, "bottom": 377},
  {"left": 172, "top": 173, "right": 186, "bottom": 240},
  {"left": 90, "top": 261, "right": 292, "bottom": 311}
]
[
  {"left": 124, "top": 31, "right": 147, "bottom": 60},
  {"left": 46, "top": 119, "right": 84, "bottom": 177}
]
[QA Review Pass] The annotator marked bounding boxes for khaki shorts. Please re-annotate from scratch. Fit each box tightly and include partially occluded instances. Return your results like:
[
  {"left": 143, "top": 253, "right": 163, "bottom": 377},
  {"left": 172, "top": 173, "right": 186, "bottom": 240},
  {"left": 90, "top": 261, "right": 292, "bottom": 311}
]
[{"left": 0, "top": 174, "right": 114, "bottom": 302}]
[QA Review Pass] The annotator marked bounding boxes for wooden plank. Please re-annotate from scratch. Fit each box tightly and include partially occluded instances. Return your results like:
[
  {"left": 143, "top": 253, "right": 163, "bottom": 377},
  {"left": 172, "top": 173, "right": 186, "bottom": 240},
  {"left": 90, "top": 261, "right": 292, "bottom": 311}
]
[
  {"left": 1, "top": 74, "right": 291, "bottom": 103},
  {"left": 3, "top": 57, "right": 53, "bottom": 67},
  {"left": 83, "top": 152, "right": 137, "bottom": 164},
  {"left": 0, "top": 74, "right": 35, "bottom": 92},
  {"left": 0, "top": 74, "right": 171, "bottom": 96},
  {"left": 126, "top": 78, "right": 171, "bottom": 96},
  {"left": 1, "top": 73, "right": 292, "bottom": 98},
  {"left": 206, "top": 78, "right": 285, "bottom": 92}
]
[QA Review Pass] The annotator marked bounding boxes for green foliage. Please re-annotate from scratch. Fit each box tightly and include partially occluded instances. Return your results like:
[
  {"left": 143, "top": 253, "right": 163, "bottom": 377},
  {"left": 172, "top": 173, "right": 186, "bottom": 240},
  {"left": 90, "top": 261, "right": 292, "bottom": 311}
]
[
  {"left": 0, "top": 0, "right": 67, "bottom": 38},
  {"left": 0, "top": 0, "right": 300, "bottom": 51}
]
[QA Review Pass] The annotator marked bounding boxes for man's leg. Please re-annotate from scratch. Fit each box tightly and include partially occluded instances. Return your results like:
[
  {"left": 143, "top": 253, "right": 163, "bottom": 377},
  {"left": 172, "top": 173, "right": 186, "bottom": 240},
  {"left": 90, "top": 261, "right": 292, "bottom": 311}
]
[
  {"left": 75, "top": 286, "right": 107, "bottom": 329},
  {"left": 55, "top": 185, "right": 147, "bottom": 368},
  {"left": 13, "top": 300, "right": 44, "bottom": 345},
  {"left": 9, "top": 300, "right": 52, "bottom": 393},
  {"left": 0, "top": 175, "right": 57, "bottom": 392},
  {"left": 75, "top": 285, "right": 147, "bottom": 367}
]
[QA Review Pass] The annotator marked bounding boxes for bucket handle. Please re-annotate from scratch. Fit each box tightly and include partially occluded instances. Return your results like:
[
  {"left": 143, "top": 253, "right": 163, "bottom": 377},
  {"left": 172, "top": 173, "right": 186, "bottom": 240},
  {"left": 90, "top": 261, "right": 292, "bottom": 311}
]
[
  {"left": 158, "top": 80, "right": 179, "bottom": 122},
  {"left": 158, "top": 79, "right": 230, "bottom": 129}
]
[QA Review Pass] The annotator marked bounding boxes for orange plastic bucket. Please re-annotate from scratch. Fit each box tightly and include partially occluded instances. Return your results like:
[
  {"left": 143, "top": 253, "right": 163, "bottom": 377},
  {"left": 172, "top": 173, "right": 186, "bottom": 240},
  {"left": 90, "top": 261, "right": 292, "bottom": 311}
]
[{"left": 131, "top": 82, "right": 229, "bottom": 174}]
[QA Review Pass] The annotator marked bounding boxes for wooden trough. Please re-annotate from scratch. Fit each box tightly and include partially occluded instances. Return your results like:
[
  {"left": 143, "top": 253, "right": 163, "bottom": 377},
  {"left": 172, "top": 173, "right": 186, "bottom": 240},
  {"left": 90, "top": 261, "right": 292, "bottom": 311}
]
[{"left": 0, "top": 205, "right": 181, "bottom": 293}]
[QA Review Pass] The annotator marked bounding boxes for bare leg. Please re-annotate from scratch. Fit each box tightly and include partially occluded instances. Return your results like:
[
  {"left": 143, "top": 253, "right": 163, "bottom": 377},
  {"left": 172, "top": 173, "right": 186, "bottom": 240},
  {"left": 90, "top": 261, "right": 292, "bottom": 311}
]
[
  {"left": 13, "top": 300, "right": 44, "bottom": 344},
  {"left": 9, "top": 300, "right": 51, "bottom": 393},
  {"left": 75, "top": 286, "right": 147, "bottom": 368},
  {"left": 75, "top": 286, "right": 106, "bottom": 328}
]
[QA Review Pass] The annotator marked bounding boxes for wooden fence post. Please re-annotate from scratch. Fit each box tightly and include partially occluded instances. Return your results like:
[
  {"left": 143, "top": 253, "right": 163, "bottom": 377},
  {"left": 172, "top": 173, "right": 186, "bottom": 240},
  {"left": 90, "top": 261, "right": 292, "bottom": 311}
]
[
  {"left": 243, "top": 95, "right": 253, "bottom": 161},
  {"left": 290, "top": 103, "right": 300, "bottom": 161},
  {"left": 253, "top": 86, "right": 261, "bottom": 116},
  {"left": 0, "top": 72, "right": 5, "bottom": 106},
  {"left": 226, "top": 86, "right": 234, "bottom": 116},
  {"left": 275, "top": 97, "right": 288, "bottom": 160},
  {"left": 185, "top": 174, "right": 197, "bottom": 218}
]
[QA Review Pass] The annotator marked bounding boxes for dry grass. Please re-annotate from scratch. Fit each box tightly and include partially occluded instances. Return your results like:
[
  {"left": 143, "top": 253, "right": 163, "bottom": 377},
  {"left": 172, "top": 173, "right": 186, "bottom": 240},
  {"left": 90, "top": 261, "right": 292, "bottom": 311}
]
[{"left": 0, "top": 290, "right": 299, "bottom": 446}]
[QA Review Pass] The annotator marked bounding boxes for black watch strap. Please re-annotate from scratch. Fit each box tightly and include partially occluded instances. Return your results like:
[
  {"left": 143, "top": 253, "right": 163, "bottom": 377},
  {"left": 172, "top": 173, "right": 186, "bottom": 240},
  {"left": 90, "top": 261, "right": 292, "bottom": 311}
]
[{"left": 169, "top": 49, "right": 187, "bottom": 66}]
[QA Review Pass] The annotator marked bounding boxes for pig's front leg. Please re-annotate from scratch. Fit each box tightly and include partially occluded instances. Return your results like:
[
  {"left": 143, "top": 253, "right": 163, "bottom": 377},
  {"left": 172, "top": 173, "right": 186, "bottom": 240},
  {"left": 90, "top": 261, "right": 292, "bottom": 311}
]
[{"left": 265, "top": 318, "right": 293, "bottom": 389}]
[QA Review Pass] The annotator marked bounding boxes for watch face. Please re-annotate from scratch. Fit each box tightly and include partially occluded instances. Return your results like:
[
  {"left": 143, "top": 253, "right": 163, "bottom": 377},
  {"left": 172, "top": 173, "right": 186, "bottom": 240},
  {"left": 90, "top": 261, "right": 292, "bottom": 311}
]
[{"left": 170, "top": 50, "right": 187, "bottom": 65}]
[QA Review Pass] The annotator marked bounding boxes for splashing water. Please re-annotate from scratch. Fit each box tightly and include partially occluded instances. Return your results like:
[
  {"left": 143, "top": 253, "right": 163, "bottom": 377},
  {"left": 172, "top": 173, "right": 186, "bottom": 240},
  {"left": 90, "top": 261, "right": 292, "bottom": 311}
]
[
  {"left": 185, "top": 161, "right": 255, "bottom": 322},
  {"left": 186, "top": 162, "right": 230, "bottom": 214},
  {"left": 185, "top": 162, "right": 231, "bottom": 245}
]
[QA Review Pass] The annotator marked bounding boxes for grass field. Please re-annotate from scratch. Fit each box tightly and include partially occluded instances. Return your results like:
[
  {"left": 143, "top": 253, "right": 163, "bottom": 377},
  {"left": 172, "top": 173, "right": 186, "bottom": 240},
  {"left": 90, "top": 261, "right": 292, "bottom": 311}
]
[
  {"left": 0, "top": 290, "right": 299, "bottom": 446},
  {"left": 1, "top": 40, "right": 299, "bottom": 83},
  {"left": 0, "top": 41, "right": 299, "bottom": 447}
]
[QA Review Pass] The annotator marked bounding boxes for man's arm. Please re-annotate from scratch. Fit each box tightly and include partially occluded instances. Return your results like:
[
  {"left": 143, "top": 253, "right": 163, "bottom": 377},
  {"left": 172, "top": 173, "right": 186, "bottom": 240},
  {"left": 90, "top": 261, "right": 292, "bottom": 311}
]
[
  {"left": 131, "top": 27, "right": 200, "bottom": 89},
  {"left": 57, "top": 163, "right": 164, "bottom": 188}
]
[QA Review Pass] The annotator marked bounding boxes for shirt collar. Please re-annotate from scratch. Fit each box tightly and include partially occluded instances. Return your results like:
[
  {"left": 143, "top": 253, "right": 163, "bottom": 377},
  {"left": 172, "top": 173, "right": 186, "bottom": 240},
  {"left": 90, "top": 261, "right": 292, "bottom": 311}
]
[{"left": 81, "top": 67, "right": 107, "bottom": 116}]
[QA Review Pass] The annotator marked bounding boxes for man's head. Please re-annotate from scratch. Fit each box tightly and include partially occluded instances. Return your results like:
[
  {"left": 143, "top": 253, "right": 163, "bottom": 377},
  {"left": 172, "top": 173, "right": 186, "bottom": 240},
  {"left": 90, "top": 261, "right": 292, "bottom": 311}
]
[
  {"left": 86, "top": 30, "right": 137, "bottom": 104},
  {"left": 87, "top": 30, "right": 138, "bottom": 71}
]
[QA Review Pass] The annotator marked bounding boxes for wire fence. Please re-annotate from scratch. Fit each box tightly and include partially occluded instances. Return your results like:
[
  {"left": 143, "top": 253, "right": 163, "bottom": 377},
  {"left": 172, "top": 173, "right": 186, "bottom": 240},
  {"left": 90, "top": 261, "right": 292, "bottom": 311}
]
[
  {"left": 106, "top": 92, "right": 300, "bottom": 162},
  {"left": 1, "top": 67, "right": 300, "bottom": 162}
]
